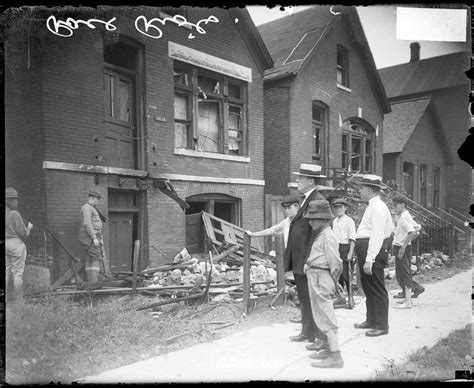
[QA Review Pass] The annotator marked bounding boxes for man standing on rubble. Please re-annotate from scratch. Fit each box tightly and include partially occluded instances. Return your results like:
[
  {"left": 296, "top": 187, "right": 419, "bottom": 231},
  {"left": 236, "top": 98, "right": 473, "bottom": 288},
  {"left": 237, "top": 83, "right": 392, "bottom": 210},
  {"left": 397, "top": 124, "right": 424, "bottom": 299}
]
[
  {"left": 5, "top": 187, "right": 33, "bottom": 302},
  {"left": 79, "top": 190, "right": 104, "bottom": 283},
  {"left": 354, "top": 175, "right": 393, "bottom": 337},
  {"left": 285, "top": 164, "right": 327, "bottom": 348}
]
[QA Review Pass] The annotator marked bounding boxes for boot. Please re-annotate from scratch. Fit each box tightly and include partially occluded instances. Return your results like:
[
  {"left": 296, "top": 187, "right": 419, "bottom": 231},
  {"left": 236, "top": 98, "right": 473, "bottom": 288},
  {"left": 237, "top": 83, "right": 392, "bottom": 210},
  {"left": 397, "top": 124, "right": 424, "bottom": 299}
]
[
  {"left": 309, "top": 349, "right": 330, "bottom": 359},
  {"left": 311, "top": 351, "right": 344, "bottom": 368}
]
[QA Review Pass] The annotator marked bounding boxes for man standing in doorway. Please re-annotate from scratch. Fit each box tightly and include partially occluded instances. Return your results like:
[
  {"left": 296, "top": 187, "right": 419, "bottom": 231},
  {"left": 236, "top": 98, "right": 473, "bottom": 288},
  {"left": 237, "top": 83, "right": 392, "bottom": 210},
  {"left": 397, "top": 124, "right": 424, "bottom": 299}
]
[
  {"left": 5, "top": 187, "right": 33, "bottom": 302},
  {"left": 79, "top": 190, "right": 104, "bottom": 283},
  {"left": 285, "top": 164, "right": 326, "bottom": 348},
  {"left": 354, "top": 175, "right": 393, "bottom": 337}
]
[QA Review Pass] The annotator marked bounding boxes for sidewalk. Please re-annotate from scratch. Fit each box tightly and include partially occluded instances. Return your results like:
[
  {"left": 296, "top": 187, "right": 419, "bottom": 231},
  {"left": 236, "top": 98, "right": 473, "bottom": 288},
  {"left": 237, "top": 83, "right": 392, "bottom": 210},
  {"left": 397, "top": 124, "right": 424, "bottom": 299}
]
[{"left": 79, "top": 269, "right": 471, "bottom": 383}]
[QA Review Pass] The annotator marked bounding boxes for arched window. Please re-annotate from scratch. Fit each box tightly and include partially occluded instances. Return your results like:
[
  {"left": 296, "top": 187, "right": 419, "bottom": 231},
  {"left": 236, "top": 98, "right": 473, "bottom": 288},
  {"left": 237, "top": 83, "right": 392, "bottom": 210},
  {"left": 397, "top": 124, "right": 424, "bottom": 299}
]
[{"left": 341, "top": 118, "right": 375, "bottom": 173}]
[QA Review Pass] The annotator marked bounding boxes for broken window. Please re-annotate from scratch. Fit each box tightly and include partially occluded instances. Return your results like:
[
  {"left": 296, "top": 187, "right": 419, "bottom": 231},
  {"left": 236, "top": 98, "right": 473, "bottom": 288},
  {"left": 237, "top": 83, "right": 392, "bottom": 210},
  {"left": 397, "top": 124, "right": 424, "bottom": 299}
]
[{"left": 173, "top": 61, "right": 247, "bottom": 155}]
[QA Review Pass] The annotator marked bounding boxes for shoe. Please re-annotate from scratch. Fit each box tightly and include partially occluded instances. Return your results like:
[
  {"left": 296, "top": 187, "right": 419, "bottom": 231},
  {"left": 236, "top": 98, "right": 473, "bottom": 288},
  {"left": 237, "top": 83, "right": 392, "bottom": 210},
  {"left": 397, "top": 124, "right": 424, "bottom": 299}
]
[
  {"left": 289, "top": 316, "right": 302, "bottom": 323},
  {"left": 290, "top": 333, "right": 315, "bottom": 342},
  {"left": 311, "top": 351, "right": 344, "bottom": 368},
  {"left": 309, "top": 349, "right": 330, "bottom": 359},
  {"left": 412, "top": 287, "right": 425, "bottom": 298},
  {"left": 394, "top": 303, "right": 412, "bottom": 309},
  {"left": 306, "top": 338, "right": 328, "bottom": 351},
  {"left": 354, "top": 321, "right": 375, "bottom": 329},
  {"left": 393, "top": 292, "right": 405, "bottom": 299},
  {"left": 365, "top": 328, "right": 389, "bottom": 337}
]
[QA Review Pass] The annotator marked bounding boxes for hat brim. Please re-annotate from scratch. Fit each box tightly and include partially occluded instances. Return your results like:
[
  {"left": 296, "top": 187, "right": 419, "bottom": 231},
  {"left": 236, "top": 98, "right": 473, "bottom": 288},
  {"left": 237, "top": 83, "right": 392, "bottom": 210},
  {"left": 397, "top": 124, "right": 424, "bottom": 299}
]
[
  {"left": 293, "top": 172, "right": 327, "bottom": 178},
  {"left": 304, "top": 214, "right": 333, "bottom": 219},
  {"left": 360, "top": 182, "right": 384, "bottom": 188}
]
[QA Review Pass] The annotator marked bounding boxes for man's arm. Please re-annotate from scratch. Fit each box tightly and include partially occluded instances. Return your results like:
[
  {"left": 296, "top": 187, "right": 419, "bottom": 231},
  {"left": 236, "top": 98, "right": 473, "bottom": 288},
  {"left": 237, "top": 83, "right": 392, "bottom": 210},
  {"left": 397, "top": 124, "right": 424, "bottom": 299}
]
[
  {"left": 81, "top": 205, "right": 97, "bottom": 239},
  {"left": 246, "top": 219, "right": 285, "bottom": 237},
  {"left": 325, "top": 231, "right": 343, "bottom": 280},
  {"left": 12, "top": 211, "right": 30, "bottom": 238}
]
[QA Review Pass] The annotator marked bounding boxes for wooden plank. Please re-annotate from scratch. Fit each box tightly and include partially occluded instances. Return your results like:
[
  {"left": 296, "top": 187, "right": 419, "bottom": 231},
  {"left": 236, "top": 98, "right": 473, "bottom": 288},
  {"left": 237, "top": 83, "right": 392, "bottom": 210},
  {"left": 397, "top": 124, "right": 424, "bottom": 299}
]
[
  {"left": 132, "top": 240, "right": 140, "bottom": 296},
  {"left": 242, "top": 233, "right": 251, "bottom": 315},
  {"left": 51, "top": 261, "right": 84, "bottom": 289},
  {"left": 275, "top": 234, "right": 285, "bottom": 307},
  {"left": 221, "top": 224, "right": 237, "bottom": 244},
  {"left": 202, "top": 212, "right": 218, "bottom": 244}
]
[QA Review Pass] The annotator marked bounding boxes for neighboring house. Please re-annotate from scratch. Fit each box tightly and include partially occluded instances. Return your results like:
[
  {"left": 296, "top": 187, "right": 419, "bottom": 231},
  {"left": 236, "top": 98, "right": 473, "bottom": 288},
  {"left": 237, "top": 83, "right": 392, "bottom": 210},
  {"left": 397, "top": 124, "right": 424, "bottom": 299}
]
[
  {"left": 383, "top": 97, "right": 454, "bottom": 209},
  {"left": 5, "top": 6, "right": 273, "bottom": 279},
  {"left": 379, "top": 44, "right": 470, "bottom": 213},
  {"left": 257, "top": 5, "right": 391, "bottom": 198}
]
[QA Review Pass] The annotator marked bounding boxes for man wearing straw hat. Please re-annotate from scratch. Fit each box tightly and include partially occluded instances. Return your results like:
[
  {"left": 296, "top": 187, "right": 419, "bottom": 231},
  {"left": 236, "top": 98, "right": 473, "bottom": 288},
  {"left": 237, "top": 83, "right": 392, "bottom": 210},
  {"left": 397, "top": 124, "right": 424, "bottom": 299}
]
[
  {"left": 303, "top": 199, "right": 344, "bottom": 368},
  {"left": 285, "top": 163, "right": 327, "bottom": 348},
  {"left": 5, "top": 187, "right": 33, "bottom": 302},
  {"left": 353, "top": 174, "right": 393, "bottom": 337}
]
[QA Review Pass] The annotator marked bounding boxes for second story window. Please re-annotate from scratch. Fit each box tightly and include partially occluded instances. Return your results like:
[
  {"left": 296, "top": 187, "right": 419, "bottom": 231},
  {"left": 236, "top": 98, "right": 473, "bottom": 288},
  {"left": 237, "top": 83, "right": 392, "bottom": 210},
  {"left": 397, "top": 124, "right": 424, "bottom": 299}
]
[
  {"left": 173, "top": 62, "right": 247, "bottom": 155},
  {"left": 337, "top": 45, "right": 349, "bottom": 87},
  {"left": 312, "top": 102, "right": 328, "bottom": 162}
]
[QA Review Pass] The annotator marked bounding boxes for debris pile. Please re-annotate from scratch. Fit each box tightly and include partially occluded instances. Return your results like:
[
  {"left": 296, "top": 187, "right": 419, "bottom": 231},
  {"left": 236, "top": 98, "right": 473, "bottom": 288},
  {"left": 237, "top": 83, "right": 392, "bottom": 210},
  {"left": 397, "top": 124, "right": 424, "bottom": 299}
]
[{"left": 413, "top": 250, "right": 451, "bottom": 272}]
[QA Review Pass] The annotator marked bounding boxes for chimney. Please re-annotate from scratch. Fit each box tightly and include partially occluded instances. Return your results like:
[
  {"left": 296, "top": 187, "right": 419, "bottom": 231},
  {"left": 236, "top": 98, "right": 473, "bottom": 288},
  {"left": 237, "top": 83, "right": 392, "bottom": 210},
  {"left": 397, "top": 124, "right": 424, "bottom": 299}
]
[{"left": 410, "top": 42, "right": 420, "bottom": 62}]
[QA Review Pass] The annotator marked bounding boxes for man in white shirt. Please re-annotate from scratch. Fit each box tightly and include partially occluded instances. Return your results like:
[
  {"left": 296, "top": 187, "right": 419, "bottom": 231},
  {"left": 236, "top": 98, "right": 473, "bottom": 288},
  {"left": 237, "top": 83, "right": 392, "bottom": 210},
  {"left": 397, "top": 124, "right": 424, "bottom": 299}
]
[
  {"left": 391, "top": 195, "right": 424, "bottom": 308},
  {"left": 246, "top": 195, "right": 301, "bottom": 248},
  {"left": 331, "top": 198, "right": 356, "bottom": 309},
  {"left": 353, "top": 175, "right": 393, "bottom": 337}
]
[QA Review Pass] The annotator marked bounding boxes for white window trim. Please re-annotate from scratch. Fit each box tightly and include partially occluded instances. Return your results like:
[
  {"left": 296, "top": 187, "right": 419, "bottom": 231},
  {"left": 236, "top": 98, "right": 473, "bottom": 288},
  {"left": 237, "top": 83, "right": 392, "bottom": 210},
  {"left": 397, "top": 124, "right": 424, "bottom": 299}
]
[
  {"left": 337, "top": 84, "right": 352, "bottom": 93},
  {"left": 173, "top": 148, "right": 250, "bottom": 163}
]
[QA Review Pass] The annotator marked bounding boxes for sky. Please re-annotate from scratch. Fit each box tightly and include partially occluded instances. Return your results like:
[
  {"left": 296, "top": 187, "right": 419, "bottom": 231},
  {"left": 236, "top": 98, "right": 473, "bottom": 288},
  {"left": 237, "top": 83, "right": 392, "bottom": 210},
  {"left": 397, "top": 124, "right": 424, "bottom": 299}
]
[{"left": 246, "top": 5, "right": 468, "bottom": 69}]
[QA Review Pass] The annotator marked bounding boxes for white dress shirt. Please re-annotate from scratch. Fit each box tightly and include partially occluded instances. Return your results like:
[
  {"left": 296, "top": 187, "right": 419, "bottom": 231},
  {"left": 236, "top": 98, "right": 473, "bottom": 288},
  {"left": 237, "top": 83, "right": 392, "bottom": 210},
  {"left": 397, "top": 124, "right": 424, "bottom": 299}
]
[
  {"left": 393, "top": 210, "right": 421, "bottom": 247},
  {"left": 332, "top": 214, "right": 356, "bottom": 244},
  {"left": 301, "top": 187, "right": 316, "bottom": 206},
  {"left": 268, "top": 218, "right": 291, "bottom": 248},
  {"left": 356, "top": 195, "right": 393, "bottom": 263}
]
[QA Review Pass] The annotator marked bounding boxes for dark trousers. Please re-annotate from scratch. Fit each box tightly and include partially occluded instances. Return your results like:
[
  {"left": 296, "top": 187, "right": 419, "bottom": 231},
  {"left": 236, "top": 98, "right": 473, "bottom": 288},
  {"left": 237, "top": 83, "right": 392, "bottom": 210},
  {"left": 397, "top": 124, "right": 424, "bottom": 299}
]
[
  {"left": 294, "top": 273, "right": 326, "bottom": 340},
  {"left": 355, "top": 239, "right": 389, "bottom": 330},
  {"left": 338, "top": 244, "right": 352, "bottom": 292},
  {"left": 393, "top": 245, "right": 422, "bottom": 292}
]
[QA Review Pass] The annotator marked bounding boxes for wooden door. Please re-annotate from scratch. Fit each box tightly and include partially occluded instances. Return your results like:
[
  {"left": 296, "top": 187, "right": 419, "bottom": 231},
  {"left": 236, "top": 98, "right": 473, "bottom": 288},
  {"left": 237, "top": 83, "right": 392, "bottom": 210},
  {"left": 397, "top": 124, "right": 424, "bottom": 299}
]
[
  {"left": 109, "top": 212, "right": 134, "bottom": 272},
  {"left": 185, "top": 213, "right": 203, "bottom": 254},
  {"left": 104, "top": 67, "right": 136, "bottom": 169}
]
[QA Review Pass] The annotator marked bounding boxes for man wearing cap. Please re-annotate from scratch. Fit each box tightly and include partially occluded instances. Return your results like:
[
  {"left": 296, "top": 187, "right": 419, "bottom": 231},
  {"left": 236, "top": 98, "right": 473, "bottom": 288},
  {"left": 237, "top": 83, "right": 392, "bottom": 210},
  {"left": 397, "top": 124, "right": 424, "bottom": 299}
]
[
  {"left": 391, "top": 195, "right": 424, "bottom": 309},
  {"left": 79, "top": 190, "right": 104, "bottom": 283},
  {"left": 5, "top": 187, "right": 33, "bottom": 302},
  {"left": 331, "top": 198, "right": 356, "bottom": 308},
  {"left": 354, "top": 174, "right": 393, "bottom": 337},
  {"left": 246, "top": 195, "right": 301, "bottom": 248},
  {"left": 304, "top": 199, "right": 344, "bottom": 368},
  {"left": 285, "top": 163, "right": 327, "bottom": 345}
]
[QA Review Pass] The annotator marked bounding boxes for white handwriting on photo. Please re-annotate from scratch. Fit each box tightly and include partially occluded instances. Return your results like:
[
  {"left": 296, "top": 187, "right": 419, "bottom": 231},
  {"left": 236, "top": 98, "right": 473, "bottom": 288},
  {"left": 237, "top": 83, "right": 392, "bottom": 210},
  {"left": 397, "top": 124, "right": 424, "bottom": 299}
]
[{"left": 46, "top": 14, "right": 220, "bottom": 39}]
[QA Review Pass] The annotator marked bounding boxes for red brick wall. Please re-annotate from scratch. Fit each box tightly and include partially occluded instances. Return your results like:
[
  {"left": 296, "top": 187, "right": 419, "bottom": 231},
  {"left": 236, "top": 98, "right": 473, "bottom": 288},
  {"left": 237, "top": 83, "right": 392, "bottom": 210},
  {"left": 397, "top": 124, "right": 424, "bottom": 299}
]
[
  {"left": 263, "top": 83, "right": 291, "bottom": 195},
  {"left": 263, "top": 20, "right": 385, "bottom": 195}
]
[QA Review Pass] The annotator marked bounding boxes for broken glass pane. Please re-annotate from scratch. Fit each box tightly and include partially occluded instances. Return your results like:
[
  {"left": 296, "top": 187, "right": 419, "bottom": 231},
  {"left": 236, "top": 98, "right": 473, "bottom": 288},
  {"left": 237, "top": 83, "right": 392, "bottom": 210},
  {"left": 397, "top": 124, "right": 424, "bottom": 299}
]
[{"left": 198, "top": 101, "right": 219, "bottom": 152}]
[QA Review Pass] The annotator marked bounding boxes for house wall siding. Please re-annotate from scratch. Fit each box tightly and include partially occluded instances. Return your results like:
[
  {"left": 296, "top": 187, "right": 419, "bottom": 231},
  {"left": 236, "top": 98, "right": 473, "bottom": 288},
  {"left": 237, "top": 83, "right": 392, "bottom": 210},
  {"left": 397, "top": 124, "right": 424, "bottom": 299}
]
[{"left": 382, "top": 153, "right": 397, "bottom": 183}]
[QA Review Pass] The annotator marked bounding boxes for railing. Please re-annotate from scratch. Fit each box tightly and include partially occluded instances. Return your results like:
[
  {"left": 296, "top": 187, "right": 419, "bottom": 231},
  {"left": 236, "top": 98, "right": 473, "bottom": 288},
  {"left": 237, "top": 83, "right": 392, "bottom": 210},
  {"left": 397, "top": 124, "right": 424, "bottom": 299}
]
[
  {"left": 449, "top": 207, "right": 471, "bottom": 223},
  {"left": 435, "top": 207, "right": 467, "bottom": 234}
]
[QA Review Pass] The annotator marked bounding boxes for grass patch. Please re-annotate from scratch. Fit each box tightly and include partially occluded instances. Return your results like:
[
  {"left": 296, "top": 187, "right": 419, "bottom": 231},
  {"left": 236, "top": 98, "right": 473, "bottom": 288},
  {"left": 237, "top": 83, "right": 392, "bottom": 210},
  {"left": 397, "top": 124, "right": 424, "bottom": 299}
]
[
  {"left": 377, "top": 325, "right": 472, "bottom": 381},
  {"left": 5, "top": 294, "right": 217, "bottom": 384}
]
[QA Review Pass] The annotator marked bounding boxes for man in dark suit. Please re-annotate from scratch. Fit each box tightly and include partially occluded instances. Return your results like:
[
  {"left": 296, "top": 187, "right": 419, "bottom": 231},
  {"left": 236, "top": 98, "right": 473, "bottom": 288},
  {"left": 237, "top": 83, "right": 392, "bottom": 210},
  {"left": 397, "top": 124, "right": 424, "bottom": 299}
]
[{"left": 285, "top": 163, "right": 327, "bottom": 349}]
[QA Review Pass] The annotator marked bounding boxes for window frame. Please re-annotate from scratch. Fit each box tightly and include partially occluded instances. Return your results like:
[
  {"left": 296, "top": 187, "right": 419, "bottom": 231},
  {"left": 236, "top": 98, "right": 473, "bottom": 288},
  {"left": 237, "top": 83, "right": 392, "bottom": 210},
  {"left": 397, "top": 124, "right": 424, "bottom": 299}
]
[
  {"left": 312, "top": 102, "right": 328, "bottom": 162},
  {"left": 433, "top": 166, "right": 440, "bottom": 208},
  {"left": 173, "top": 61, "right": 248, "bottom": 156},
  {"left": 336, "top": 45, "right": 349, "bottom": 88},
  {"left": 419, "top": 163, "right": 428, "bottom": 207},
  {"left": 341, "top": 118, "right": 375, "bottom": 173}
]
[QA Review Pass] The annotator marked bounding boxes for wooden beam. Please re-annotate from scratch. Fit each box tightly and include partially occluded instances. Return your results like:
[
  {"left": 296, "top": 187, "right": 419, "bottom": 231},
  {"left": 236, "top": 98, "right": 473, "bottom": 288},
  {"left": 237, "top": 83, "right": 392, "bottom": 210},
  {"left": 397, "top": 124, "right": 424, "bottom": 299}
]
[
  {"left": 132, "top": 240, "right": 140, "bottom": 296},
  {"left": 242, "top": 233, "right": 251, "bottom": 315}
]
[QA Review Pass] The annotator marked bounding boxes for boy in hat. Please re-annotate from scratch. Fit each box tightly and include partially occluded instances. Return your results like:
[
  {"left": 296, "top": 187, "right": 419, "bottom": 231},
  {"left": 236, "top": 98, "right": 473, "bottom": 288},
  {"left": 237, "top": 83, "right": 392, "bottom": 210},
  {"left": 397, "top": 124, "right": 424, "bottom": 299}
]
[
  {"left": 246, "top": 195, "right": 301, "bottom": 248},
  {"left": 285, "top": 163, "right": 327, "bottom": 346},
  {"left": 5, "top": 187, "right": 33, "bottom": 302},
  {"left": 79, "top": 190, "right": 104, "bottom": 282},
  {"left": 391, "top": 195, "right": 424, "bottom": 309},
  {"left": 331, "top": 198, "right": 356, "bottom": 309},
  {"left": 354, "top": 174, "right": 393, "bottom": 337},
  {"left": 303, "top": 199, "right": 344, "bottom": 368}
]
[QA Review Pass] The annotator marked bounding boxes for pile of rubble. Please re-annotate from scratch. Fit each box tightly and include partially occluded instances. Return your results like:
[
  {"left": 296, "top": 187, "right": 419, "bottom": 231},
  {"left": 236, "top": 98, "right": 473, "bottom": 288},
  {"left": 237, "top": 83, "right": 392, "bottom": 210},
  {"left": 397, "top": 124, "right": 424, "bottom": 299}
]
[{"left": 413, "top": 250, "right": 451, "bottom": 272}]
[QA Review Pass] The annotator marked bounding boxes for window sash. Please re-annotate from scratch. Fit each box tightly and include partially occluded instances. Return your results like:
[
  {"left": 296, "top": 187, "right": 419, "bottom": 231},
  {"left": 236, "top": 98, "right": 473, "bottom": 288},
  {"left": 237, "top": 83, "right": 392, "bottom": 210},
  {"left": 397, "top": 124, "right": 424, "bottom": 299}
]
[
  {"left": 342, "top": 132, "right": 373, "bottom": 173},
  {"left": 173, "top": 62, "right": 247, "bottom": 155}
]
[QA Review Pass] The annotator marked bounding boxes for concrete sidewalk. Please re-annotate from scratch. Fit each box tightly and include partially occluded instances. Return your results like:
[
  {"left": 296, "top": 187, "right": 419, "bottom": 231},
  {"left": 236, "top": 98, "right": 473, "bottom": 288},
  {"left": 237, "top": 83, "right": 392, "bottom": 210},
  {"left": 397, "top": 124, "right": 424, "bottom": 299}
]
[{"left": 79, "top": 269, "right": 471, "bottom": 383}]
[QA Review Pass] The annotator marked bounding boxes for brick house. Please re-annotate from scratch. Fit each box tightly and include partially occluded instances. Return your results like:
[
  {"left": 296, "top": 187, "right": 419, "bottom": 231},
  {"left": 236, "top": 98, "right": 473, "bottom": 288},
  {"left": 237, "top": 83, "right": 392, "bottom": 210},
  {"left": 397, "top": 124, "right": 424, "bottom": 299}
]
[
  {"left": 5, "top": 6, "right": 273, "bottom": 279},
  {"left": 379, "top": 44, "right": 470, "bottom": 213},
  {"left": 382, "top": 97, "right": 454, "bottom": 209},
  {"left": 257, "top": 5, "right": 391, "bottom": 201}
]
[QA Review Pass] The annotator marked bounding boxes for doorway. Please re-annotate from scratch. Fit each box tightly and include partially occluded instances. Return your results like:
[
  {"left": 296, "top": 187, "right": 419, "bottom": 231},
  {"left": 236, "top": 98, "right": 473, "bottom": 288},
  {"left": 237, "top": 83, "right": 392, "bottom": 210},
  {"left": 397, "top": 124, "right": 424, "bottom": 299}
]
[
  {"left": 402, "top": 162, "right": 414, "bottom": 199},
  {"left": 108, "top": 190, "right": 140, "bottom": 272}
]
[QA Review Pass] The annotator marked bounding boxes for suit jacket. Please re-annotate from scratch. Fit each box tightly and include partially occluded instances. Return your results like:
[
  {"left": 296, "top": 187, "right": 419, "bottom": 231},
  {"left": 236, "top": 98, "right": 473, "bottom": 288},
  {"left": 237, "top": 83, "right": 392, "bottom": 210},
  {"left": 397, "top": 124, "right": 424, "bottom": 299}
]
[{"left": 284, "top": 188, "right": 325, "bottom": 275}]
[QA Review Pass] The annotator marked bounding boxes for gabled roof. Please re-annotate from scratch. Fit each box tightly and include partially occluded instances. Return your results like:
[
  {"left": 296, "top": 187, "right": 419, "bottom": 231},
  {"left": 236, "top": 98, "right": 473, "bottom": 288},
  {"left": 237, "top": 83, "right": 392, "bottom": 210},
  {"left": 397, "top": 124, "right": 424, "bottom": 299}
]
[
  {"left": 257, "top": 6, "right": 390, "bottom": 113},
  {"left": 378, "top": 51, "right": 469, "bottom": 99},
  {"left": 228, "top": 8, "right": 274, "bottom": 75},
  {"left": 383, "top": 97, "right": 454, "bottom": 165}
]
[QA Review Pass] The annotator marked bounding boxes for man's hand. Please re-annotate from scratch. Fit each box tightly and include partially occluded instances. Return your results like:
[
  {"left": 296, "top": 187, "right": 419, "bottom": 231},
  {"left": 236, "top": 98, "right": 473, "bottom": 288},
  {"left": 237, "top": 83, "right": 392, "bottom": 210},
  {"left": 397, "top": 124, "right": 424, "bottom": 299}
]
[
  {"left": 27, "top": 222, "right": 33, "bottom": 230},
  {"left": 246, "top": 231, "right": 254, "bottom": 237},
  {"left": 363, "top": 261, "right": 373, "bottom": 275},
  {"left": 397, "top": 246, "right": 406, "bottom": 259},
  {"left": 303, "top": 264, "right": 308, "bottom": 274},
  {"left": 93, "top": 238, "right": 99, "bottom": 247},
  {"left": 330, "top": 267, "right": 341, "bottom": 281}
]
